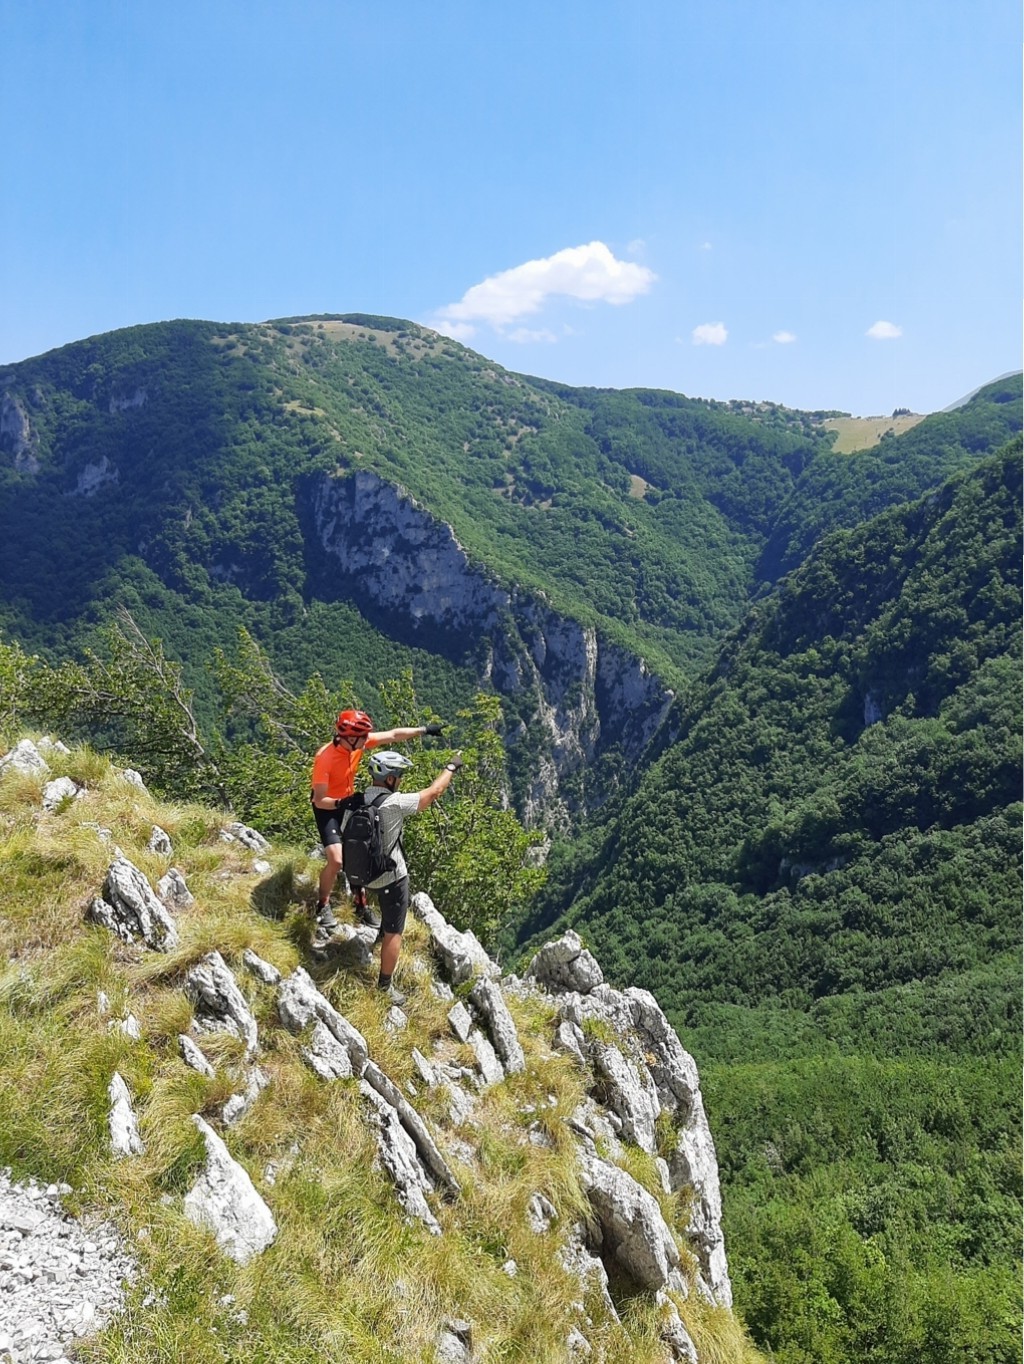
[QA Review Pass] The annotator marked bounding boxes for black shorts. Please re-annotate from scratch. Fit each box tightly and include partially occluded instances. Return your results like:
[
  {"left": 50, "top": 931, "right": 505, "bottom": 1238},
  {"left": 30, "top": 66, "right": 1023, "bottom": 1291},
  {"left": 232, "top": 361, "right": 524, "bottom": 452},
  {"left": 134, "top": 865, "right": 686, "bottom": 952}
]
[
  {"left": 374, "top": 877, "right": 410, "bottom": 935},
  {"left": 312, "top": 804, "right": 344, "bottom": 848}
]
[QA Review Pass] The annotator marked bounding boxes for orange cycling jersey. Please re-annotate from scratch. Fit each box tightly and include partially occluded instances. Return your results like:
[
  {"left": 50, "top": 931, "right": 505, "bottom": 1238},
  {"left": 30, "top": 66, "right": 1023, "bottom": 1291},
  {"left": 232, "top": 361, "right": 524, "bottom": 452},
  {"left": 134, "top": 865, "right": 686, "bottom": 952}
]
[{"left": 311, "top": 737, "right": 380, "bottom": 801}]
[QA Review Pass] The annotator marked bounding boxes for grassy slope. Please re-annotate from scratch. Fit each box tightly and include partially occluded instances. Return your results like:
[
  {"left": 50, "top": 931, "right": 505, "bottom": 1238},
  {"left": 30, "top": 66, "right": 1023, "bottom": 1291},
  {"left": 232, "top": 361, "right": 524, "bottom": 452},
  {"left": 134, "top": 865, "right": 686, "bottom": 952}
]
[{"left": 0, "top": 742, "right": 763, "bottom": 1364}]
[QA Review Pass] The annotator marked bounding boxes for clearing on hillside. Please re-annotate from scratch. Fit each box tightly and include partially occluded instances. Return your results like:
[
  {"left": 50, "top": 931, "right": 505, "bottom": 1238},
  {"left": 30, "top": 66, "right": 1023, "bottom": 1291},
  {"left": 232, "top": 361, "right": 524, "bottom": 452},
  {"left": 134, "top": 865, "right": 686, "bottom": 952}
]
[{"left": 821, "top": 412, "right": 927, "bottom": 452}]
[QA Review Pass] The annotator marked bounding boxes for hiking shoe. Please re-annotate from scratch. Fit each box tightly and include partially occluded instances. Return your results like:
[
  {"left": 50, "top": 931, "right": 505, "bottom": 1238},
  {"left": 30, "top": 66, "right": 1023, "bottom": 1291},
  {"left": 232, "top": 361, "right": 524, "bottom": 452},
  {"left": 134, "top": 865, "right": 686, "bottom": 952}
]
[
  {"left": 315, "top": 903, "right": 339, "bottom": 932},
  {"left": 355, "top": 900, "right": 381, "bottom": 930},
  {"left": 380, "top": 982, "right": 407, "bottom": 1007}
]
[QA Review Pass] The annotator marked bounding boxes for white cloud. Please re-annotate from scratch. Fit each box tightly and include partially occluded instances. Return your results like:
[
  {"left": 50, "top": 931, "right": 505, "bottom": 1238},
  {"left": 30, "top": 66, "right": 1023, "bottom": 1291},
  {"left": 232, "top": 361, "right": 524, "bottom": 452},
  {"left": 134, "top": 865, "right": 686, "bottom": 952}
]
[
  {"left": 506, "top": 327, "right": 558, "bottom": 344},
  {"left": 699, "top": 241, "right": 713, "bottom": 251},
  {"left": 866, "top": 320, "right": 902, "bottom": 340},
  {"left": 431, "top": 241, "right": 656, "bottom": 336},
  {"left": 692, "top": 321, "right": 728, "bottom": 346},
  {"left": 773, "top": 330, "right": 797, "bottom": 344},
  {"left": 432, "top": 319, "right": 477, "bottom": 342}
]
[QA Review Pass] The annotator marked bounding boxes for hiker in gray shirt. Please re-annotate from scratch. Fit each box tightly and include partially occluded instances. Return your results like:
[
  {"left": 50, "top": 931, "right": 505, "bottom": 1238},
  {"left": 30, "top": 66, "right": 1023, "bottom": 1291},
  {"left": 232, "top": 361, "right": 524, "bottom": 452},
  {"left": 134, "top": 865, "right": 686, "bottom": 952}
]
[{"left": 348, "top": 748, "right": 462, "bottom": 1004}]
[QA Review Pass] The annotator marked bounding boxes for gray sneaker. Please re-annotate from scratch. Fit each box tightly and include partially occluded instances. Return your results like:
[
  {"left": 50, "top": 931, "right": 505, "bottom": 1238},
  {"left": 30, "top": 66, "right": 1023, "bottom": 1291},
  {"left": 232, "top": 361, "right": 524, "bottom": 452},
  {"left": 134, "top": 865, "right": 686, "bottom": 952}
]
[
  {"left": 380, "top": 982, "right": 407, "bottom": 1007},
  {"left": 315, "top": 903, "right": 338, "bottom": 932}
]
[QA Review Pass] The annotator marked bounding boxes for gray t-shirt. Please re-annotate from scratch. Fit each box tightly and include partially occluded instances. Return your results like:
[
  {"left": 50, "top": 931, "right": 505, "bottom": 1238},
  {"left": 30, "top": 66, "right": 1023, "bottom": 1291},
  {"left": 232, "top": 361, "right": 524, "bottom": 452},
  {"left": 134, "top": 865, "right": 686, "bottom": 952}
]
[{"left": 357, "top": 787, "right": 420, "bottom": 889}]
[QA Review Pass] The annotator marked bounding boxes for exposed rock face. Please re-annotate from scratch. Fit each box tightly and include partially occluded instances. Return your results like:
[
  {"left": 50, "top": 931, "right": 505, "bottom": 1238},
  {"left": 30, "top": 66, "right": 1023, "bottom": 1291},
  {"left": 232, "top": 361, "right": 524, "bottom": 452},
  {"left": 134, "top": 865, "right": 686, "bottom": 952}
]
[
  {"left": 219, "top": 821, "right": 270, "bottom": 852},
  {"left": 469, "top": 978, "right": 525, "bottom": 1075},
  {"left": 157, "top": 867, "right": 194, "bottom": 911},
  {"left": 185, "top": 952, "right": 259, "bottom": 1055},
  {"left": 411, "top": 892, "right": 498, "bottom": 983},
  {"left": 74, "top": 455, "right": 119, "bottom": 496},
  {"left": 183, "top": 1116, "right": 277, "bottom": 1263},
  {"left": 276, "top": 968, "right": 369, "bottom": 1076},
  {"left": 309, "top": 469, "right": 673, "bottom": 825},
  {"left": 90, "top": 856, "right": 180, "bottom": 952},
  {"left": 0, "top": 389, "right": 38, "bottom": 473},
  {"left": 107, "top": 1073, "right": 144, "bottom": 1158},
  {"left": 0, "top": 739, "right": 49, "bottom": 776},
  {"left": 528, "top": 931, "right": 733, "bottom": 1308},
  {"left": 577, "top": 1151, "right": 682, "bottom": 1292}
]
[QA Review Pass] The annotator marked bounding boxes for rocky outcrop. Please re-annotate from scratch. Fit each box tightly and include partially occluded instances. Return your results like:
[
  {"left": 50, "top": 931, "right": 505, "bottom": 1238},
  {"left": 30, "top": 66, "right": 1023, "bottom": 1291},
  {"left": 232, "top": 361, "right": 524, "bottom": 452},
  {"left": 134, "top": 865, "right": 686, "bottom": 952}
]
[
  {"left": 107, "top": 1073, "right": 144, "bottom": 1158},
  {"left": 276, "top": 968, "right": 369, "bottom": 1076},
  {"left": 0, "top": 739, "right": 49, "bottom": 776},
  {"left": 309, "top": 469, "right": 673, "bottom": 825},
  {"left": 0, "top": 389, "right": 38, "bottom": 473},
  {"left": 412, "top": 892, "right": 498, "bottom": 983},
  {"left": 89, "top": 856, "right": 180, "bottom": 952},
  {"left": 529, "top": 930, "right": 732, "bottom": 1308},
  {"left": 185, "top": 952, "right": 259, "bottom": 1055},
  {"left": 578, "top": 1151, "right": 683, "bottom": 1292},
  {"left": 183, "top": 1116, "right": 277, "bottom": 1263}
]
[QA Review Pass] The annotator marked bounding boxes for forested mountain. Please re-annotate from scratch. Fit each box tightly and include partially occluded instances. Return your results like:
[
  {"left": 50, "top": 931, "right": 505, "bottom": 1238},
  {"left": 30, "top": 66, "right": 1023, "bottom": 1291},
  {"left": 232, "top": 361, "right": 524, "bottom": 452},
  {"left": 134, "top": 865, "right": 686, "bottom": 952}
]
[
  {"left": 1, "top": 316, "right": 1020, "bottom": 1363},
  {"left": 0, "top": 318, "right": 1018, "bottom": 824},
  {"left": 516, "top": 445, "right": 1022, "bottom": 1362}
]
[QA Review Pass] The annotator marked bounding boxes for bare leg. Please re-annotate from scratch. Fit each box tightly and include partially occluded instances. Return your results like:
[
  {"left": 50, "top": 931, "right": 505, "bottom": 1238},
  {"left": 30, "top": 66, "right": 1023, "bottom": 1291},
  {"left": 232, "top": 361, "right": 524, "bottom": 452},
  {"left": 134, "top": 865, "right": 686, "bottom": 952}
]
[
  {"left": 379, "top": 932, "right": 403, "bottom": 978},
  {"left": 318, "top": 845, "right": 343, "bottom": 904}
]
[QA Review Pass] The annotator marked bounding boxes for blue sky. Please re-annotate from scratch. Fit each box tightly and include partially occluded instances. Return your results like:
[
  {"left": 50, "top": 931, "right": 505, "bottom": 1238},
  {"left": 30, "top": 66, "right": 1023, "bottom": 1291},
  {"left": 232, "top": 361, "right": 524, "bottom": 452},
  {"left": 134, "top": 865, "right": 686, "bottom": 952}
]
[{"left": 1, "top": 0, "right": 1019, "bottom": 415}]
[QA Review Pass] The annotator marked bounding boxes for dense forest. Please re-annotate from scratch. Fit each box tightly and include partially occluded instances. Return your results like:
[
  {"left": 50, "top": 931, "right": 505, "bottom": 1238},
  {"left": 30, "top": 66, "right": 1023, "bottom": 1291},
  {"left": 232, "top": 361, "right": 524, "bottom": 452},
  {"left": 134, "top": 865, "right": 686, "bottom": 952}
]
[
  {"left": 516, "top": 446, "right": 1022, "bottom": 1362},
  {"left": 0, "top": 317, "right": 1020, "bottom": 1363}
]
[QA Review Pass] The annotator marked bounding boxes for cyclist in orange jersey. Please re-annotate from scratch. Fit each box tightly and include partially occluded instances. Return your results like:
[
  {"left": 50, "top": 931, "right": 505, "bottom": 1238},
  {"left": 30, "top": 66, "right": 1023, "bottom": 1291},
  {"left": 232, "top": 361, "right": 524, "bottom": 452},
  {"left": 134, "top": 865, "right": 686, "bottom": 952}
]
[{"left": 310, "top": 708, "right": 444, "bottom": 931}]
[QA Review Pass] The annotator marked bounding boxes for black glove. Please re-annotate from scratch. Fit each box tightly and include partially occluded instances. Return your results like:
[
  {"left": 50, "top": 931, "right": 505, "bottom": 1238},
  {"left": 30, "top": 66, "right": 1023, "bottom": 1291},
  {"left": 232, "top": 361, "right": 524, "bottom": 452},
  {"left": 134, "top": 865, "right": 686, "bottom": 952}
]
[
  {"left": 423, "top": 723, "right": 445, "bottom": 736},
  {"left": 445, "top": 755, "right": 464, "bottom": 774}
]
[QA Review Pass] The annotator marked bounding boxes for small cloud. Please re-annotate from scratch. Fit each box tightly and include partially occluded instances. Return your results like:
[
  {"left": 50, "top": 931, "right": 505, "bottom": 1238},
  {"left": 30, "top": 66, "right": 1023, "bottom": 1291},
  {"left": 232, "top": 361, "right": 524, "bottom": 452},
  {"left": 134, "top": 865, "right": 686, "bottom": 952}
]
[
  {"left": 773, "top": 330, "right": 797, "bottom": 344},
  {"left": 506, "top": 327, "right": 558, "bottom": 344},
  {"left": 866, "top": 320, "right": 902, "bottom": 340},
  {"left": 432, "top": 319, "right": 477, "bottom": 342},
  {"left": 699, "top": 241, "right": 713, "bottom": 251},
  {"left": 692, "top": 321, "right": 728, "bottom": 346},
  {"left": 626, "top": 238, "right": 647, "bottom": 258},
  {"left": 430, "top": 241, "right": 656, "bottom": 337}
]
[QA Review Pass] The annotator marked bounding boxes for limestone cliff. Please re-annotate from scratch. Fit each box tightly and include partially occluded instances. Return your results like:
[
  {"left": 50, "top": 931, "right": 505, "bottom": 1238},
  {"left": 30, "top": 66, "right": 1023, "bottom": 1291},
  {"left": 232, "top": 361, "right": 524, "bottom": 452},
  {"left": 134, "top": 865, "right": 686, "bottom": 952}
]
[{"left": 310, "top": 469, "right": 674, "bottom": 827}]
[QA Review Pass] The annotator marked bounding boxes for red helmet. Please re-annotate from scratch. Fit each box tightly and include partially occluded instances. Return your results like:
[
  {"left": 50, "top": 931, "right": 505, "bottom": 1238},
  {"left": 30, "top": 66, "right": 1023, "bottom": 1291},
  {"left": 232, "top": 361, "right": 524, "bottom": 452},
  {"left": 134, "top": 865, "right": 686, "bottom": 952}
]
[{"left": 335, "top": 709, "right": 372, "bottom": 737}]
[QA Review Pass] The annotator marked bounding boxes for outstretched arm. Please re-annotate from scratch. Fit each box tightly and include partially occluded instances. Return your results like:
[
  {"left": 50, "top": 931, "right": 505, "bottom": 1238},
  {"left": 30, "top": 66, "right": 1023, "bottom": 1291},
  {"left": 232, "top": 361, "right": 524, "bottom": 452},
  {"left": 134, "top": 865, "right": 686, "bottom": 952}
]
[
  {"left": 416, "top": 754, "right": 463, "bottom": 812},
  {"left": 370, "top": 722, "right": 444, "bottom": 744}
]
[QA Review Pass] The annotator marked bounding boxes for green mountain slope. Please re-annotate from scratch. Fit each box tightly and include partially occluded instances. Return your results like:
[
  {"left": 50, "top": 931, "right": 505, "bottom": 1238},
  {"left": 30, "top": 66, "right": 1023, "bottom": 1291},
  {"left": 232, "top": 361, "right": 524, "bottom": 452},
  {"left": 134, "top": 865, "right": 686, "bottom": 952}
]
[
  {"left": 519, "top": 444, "right": 1022, "bottom": 1053},
  {"left": 514, "top": 446, "right": 1023, "bottom": 1363}
]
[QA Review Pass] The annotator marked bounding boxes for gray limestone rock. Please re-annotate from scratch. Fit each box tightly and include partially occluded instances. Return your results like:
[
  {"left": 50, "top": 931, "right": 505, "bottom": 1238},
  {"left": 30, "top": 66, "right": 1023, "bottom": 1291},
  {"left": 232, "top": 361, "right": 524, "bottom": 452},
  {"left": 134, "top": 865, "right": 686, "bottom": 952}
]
[
  {"left": 119, "top": 768, "right": 147, "bottom": 791},
  {"left": 526, "top": 930, "right": 604, "bottom": 995},
  {"left": 589, "top": 1042, "right": 660, "bottom": 1153},
  {"left": 467, "top": 1028, "right": 504, "bottom": 1088},
  {"left": 276, "top": 968, "right": 369, "bottom": 1076},
  {"left": 0, "top": 1170, "right": 138, "bottom": 1361},
  {"left": 242, "top": 948, "right": 281, "bottom": 985},
  {"left": 526, "top": 1191, "right": 558, "bottom": 1234},
  {"left": 219, "top": 821, "right": 270, "bottom": 853},
  {"left": 41, "top": 777, "right": 80, "bottom": 811},
  {"left": 558, "top": 1221, "right": 618, "bottom": 1321},
  {"left": 107, "top": 1073, "right": 144, "bottom": 1158},
  {"left": 179, "top": 1034, "right": 215, "bottom": 1078},
  {"left": 221, "top": 1066, "right": 269, "bottom": 1126},
  {"left": 91, "top": 855, "right": 179, "bottom": 952},
  {"left": 301, "top": 1021, "right": 354, "bottom": 1080},
  {"left": 147, "top": 825, "right": 172, "bottom": 856},
  {"left": 470, "top": 978, "right": 525, "bottom": 1074},
  {"left": 577, "top": 1151, "right": 680, "bottom": 1291},
  {"left": 0, "top": 739, "right": 49, "bottom": 776},
  {"left": 360, "top": 1083, "right": 441, "bottom": 1235},
  {"left": 410, "top": 892, "right": 498, "bottom": 984},
  {"left": 185, "top": 952, "right": 259, "bottom": 1055},
  {"left": 447, "top": 1000, "right": 473, "bottom": 1043},
  {"left": 157, "top": 867, "right": 194, "bottom": 911},
  {"left": 657, "top": 1291, "right": 699, "bottom": 1363},
  {"left": 183, "top": 1115, "right": 276, "bottom": 1263},
  {"left": 361, "top": 1061, "right": 461, "bottom": 1199}
]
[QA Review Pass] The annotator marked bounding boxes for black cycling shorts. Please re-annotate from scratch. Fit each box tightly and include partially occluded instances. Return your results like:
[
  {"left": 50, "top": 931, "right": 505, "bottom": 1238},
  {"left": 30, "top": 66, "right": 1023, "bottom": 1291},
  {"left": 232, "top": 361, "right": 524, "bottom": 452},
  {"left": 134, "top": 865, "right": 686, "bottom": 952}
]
[
  {"left": 312, "top": 804, "right": 344, "bottom": 848},
  {"left": 375, "top": 877, "right": 410, "bottom": 935}
]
